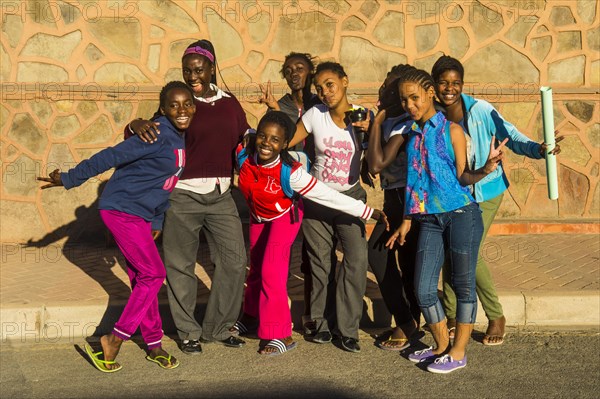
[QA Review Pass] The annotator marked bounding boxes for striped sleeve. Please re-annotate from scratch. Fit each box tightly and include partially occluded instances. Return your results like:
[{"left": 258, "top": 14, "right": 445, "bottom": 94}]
[{"left": 289, "top": 168, "right": 373, "bottom": 220}]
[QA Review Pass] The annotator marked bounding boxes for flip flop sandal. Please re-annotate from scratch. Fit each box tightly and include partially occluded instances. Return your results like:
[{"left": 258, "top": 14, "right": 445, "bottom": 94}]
[
  {"left": 377, "top": 337, "right": 410, "bottom": 351},
  {"left": 230, "top": 321, "right": 257, "bottom": 337},
  {"left": 260, "top": 339, "right": 297, "bottom": 356},
  {"left": 84, "top": 344, "right": 122, "bottom": 373},
  {"left": 145, "top": 354, "right": 180, "bottom": 369},
  {"left": 483, "top": 334, "right": 506, "bottom": 346}
]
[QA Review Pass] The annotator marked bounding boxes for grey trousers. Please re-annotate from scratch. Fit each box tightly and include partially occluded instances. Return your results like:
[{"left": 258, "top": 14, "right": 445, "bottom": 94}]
[
  {"left": 302, "top": 183, "right": 368, "bottom": 339},
  {"left": 163, "top": 187, "right": 247, "bottom": 341}
]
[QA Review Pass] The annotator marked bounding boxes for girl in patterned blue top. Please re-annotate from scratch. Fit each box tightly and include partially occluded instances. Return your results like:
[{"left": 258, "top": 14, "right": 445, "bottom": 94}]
[{"left": 385, "top": 68, "right": 507, "bottom": 374}]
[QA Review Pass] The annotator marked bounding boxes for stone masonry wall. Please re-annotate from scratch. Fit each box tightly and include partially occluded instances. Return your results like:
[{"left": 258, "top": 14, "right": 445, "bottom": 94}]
[{"left": 1, "top": 0, "right": 599, "bottom": 242}]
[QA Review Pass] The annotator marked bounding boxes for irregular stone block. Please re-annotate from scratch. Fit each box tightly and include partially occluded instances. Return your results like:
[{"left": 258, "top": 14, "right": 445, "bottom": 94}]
[
  {"left": 135, "top": 101, "right": 160, "bottom": 120},
  {"left": 58, "top": 0, "right": 82, "bottom": 25},
  {"left": 8, "top": 114, "right": 47, "bottom": 155},
  {"left": 1, "top": 105, "right": 9, "bottom": 129},
  {"left": 505, "top": 15, "right": 539, "bottom": 47},
  {"left": 448, "top": 27, "right": 469, "bottom": 59},
  {"left": 246, "top": 51, "right": 263, "bottom": 70},
  {"left": 5, "top": 144, "right": 18, "bottom": 160},
  {"left": 415, "top": 24, "right": 440, "bottom": 53},
  {"left": 168, "top": 39, "right": 196, "bottom": 65},
  {"left": 468, "top": 1, "right": 504, "bottom": 42},
  {"left": 76, "top": 65, "right": 86, "bottom": 80},
  {"left": 17, "top": 63, "right": 68, "bottom": 83},
  {"left": 526, "top": 181, "right": 559, "bottom": 217},
  {"left": 0, "top": 201, "right": 46, "bottom": 242},
  {"left": 565, "top": 101, "right": 594, "bottom": 123},
  {"left": 260, "top": 60, "right": 282, "bottom": 85},
  {"left": 205, "top": 12, "right": 243, "bottom": 62},
  {"left": 50, "top": 115, "right": 80, "bottom": 138},
  {"left": 591, "top": 163, "right": 599, "bottom": 177},
  {"left": 2, "top": 154, "right": 41, "bottom": 197},
  {"left": 94, "top": 63, "right": 150, "bottom": 84},
  {"left": 84, "top": 44, "right": 104, "bottom": 64},
  {"left": 557, "top": 31, "right": 582, "bottom": 53},
  {"left": 591, "top": 60, "right": 600, "bottom": 85},
  {"left": 30, "top": 102, "right": 52, "bottom": 125},
  {"left": 73, "top": 115, "right": 113, "bottom": 145},
  {"left": 589, "top": 184, "right": 599, "bottom": 215},
  {"left": 248, "top": 12, "right": 271, "bottom": 44},
  {"left": 1, "top": 43, "right": 10, "bottom": 82},
  {"left": 464, "top": 41, "right": 539, "bottom": 84},
  {"left": 104, "top": 102, "right": 133, "bottom": 127},
  {"left": 561, "top": 135, "right": 591, "bottom": 167},
  {"left": 147, "top": 44, "right": 161, "bottom": 73},
  {"left": 273, "top": 12, "right": 335, "bottom": 55},
  {"left": 577, "top": 0, "right": 597, "bottom": 24},
  {"left": 506, "top": 161, "right": 537, "bottom": 206},
  {"left": 548, "top": 56, "right": 585, "bottom": 85},
  {"left": 138, "top": 1, "right": 199, "bottom": 33},
  {"left": 342, "top": 16, "right": 366, "bottom": 31},
  {"left": 558, "top": 165, "right": 589, "bottom": 216},
  {"left": 150, "top": 25, "right": 165, "bottom": 39},
  {"left": 21, "top": 31, "right": 82, "bottom": 63},
  {"left": 47, "top": 143, "right": 76, "bottom": 172},
  {"left": 88, "top": 18, "right": 141, "bottom": 58},
  {"left": 550, "top": 6, "right": 576, "bottom": 26},
  {"left": 499, "top": 102, "right": 537, "bottom": 133},
  {"left": 340, "top": 37, "right": 407, "bottom": 83},
  {"left": 587, "top": 124, "right": 600, "bottom": 148},
  {"left": 497, "top": 190, "right": 521, "bottom": 218},
  {"left": 220, "top": 65, "right": 252, "bottom": 88},
  {"left": 2, "top": 15, "right": 23, "bottom": 48},
  {"left": 76, "top": 102, "right": 98, "bottom": 120},
  {"left": 164, "top": 68, "right": 181, "bottom": 83},
  {"left": 587, "top": 28, "right": 600, "bottom": 52},
  {"left": 373, "top": 11, "right": 404, "bottom": 47},
  {"left": 414, "top": 52, "right": 444, "bottom": 73},
  {"left": 360, "top": 0, "right": 379, "bottom": 19}
]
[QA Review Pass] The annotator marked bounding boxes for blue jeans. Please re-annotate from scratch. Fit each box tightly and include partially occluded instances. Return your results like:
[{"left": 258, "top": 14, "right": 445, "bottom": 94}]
[{"left": 413, "top": 203, "right": 483, "bottom": 324}]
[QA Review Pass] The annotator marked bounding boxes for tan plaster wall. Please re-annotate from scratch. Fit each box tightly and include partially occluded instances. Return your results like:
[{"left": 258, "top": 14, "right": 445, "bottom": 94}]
[{"left": 1, "top": 0, "right": 599, "bottom": 242}]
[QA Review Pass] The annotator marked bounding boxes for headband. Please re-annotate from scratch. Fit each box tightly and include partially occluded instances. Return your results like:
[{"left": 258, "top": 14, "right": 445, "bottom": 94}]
[{"left": 182, "top": 47, "right": 215, "bottom": 63}]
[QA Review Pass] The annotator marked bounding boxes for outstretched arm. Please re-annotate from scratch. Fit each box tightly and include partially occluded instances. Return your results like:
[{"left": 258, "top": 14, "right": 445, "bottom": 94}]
[{"left": 289, "top": 120, "right": 310, "bottom": 148}]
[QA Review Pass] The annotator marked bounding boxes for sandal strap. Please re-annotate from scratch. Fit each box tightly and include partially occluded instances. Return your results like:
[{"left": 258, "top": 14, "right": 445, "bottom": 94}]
[{"left": 265, "top": 339, "right": 288, "bottom": 353}]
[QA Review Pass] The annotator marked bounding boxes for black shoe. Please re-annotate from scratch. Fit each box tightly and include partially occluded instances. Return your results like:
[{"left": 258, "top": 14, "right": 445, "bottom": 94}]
[
  {"left": 181, "top": 339, "right": 202, "bottom": 355},
  {"left": 312, "top": 331, "right": 332, "bottom": 344},
  {"left": 218, "top": 336, "right": 246, "bottom": 348},
  {"left": 341, "top": 337, "right": 360, "bottom": 353}
]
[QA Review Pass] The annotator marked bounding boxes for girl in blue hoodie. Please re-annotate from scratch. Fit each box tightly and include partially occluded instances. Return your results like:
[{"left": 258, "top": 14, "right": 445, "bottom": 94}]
[
  {"left": 431, "top": 55, "right": 563, "bottom": 346},
  {"left": 38, "top": 81, "right": 195, "bottom": 372}
]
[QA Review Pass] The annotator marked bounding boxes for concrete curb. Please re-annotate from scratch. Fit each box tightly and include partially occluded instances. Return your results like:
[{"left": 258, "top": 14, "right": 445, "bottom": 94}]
[{"left": 2, "top": 290, "right": 598, "bottom": 342}]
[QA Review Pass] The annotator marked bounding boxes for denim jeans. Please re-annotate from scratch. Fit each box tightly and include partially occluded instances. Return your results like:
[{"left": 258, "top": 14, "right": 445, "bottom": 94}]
[{"left": 413, "top": 202, "right": 484, "bottom": 324}]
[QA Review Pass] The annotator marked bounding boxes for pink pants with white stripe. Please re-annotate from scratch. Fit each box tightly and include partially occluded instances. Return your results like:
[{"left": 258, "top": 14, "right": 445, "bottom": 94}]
[
  {"left": 100, "top": 209, "right": 165, "bottom": 349},
  {"left": 244, "top": 203, "right": 303, "bottom": 340}
]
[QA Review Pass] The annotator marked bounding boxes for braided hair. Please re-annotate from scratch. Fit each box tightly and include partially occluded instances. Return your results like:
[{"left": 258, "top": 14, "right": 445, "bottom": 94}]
[
  {"left": 159, "top": 81, "right": 194, "bottom": 108},
  {"left": 396, "top": 68, "right": 436, "bottom": 93},
  {"left": 431, "top": 55, "right": 464, "bottom": 82},
  {"left": 255, "top": 111, "right": 297, "bottom": 167}
]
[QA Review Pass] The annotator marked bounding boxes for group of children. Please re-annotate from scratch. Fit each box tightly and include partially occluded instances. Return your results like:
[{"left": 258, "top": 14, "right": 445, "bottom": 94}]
[{"left": 38, "top": 40, "right": 562, "bottom": 374}]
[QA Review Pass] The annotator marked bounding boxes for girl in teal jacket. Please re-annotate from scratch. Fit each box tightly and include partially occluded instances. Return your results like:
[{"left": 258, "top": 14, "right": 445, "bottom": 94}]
[{"left": 431, "top": 55, "right": 563, "bottom": 346}]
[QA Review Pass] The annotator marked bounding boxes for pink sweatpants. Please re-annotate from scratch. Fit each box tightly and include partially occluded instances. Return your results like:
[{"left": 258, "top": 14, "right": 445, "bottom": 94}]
[
  {"left": 100, "top": 209, "right": 165, "bottom": 349},
  {"left": 244, "top": 203, "right": 303, "bottom": 340}
]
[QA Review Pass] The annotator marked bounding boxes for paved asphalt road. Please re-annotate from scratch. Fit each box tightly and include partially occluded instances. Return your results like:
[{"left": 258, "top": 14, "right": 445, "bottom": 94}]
[{"left": 1, "top": 327, "right": 599, "bottom": 398}]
